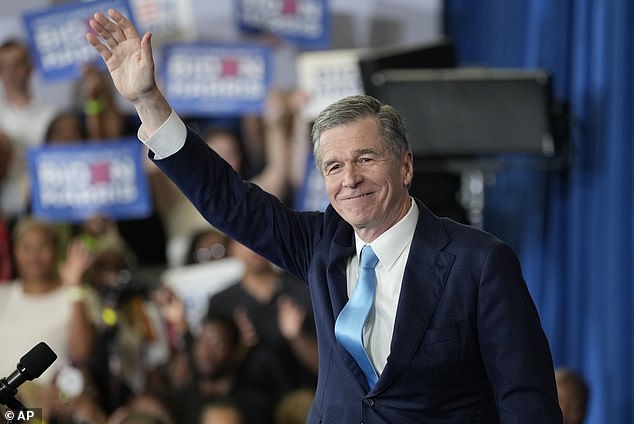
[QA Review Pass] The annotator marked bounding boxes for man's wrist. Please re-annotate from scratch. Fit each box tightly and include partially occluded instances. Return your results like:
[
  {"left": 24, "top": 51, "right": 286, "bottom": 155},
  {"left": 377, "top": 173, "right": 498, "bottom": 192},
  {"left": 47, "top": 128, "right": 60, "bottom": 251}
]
[{"left": 132, "top": 87, "right": 172, "bottom": 136}]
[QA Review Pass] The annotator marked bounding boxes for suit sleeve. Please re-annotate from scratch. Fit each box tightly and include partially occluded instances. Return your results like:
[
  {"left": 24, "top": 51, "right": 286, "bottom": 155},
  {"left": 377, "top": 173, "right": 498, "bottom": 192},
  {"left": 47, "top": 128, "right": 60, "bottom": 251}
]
[
  {"left": 476, "top": 242, "right": 563, "bottom": 423},
  {"left": 151, "top": 126, "right": 321, "bottom": 282}
]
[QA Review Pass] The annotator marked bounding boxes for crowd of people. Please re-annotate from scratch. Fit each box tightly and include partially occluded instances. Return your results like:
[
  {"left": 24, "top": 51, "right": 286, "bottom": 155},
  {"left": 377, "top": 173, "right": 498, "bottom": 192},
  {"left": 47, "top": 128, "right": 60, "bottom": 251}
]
[
  {"left": 0, "top": 29, "right": 592, "bottom": 423},
  {"left": 0, "top": 38, "right": 317, "bottom": 424}
]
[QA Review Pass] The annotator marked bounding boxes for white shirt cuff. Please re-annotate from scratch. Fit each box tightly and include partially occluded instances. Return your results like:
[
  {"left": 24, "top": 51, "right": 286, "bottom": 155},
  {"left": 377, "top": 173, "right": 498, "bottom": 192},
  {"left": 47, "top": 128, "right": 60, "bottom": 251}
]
[{"left": 137, "top": 110, "right": 187, "bottom": 160}]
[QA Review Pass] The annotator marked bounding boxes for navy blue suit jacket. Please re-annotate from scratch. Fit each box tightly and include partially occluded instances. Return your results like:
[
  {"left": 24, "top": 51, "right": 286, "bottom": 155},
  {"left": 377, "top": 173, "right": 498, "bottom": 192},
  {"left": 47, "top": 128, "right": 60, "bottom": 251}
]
[{"left": 153, "top": 128, "right": 562, "bottom": 423}]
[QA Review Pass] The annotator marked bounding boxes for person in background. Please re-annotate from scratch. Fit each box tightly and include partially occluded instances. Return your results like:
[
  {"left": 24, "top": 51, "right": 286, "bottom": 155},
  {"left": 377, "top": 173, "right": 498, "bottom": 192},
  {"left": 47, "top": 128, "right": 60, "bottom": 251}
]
[
  {"left": 184, "top": 227, "right": 231, "bottom": 266},
  {"left": 207, "top": 239, "right": 318, "bottom": 395},
  {"left": 83, "top": 235, "right": 170, "bottom": 414},
  {"left": 555, "top": 367, "right": 590, "bottom": 424},
  {"left": 80, "top": 63, "right": 135, "bottom": 141},
  {"left": 88, "top": 10, "right": 562, "bottom": 422},
  {"left": 0, "top": 39, "right": 57, "bottom": 222},
  {"left": 0, "top": 217, "right": 94, "bottom": 409},
  {"left": 44, "top": 109, "right": 87, "bottom": 144},
  {"left": 161, "top": 310, "right": 274, "bottom": 424}
]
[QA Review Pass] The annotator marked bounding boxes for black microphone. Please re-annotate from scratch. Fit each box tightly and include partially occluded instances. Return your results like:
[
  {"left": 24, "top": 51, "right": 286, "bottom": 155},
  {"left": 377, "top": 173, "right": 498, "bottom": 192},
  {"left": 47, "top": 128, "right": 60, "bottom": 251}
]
[{"left": 0, "top": 342, "right": 57, "bottom": 406}]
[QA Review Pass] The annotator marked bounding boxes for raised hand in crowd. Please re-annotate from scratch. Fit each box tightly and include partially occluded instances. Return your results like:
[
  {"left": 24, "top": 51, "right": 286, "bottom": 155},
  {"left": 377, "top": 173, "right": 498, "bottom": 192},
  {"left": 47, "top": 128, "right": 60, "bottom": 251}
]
[
  {"left": 58, "top": 237, "right": 95, "bottom": 288},
  {"left": 153, "top": 284, "right": 188, "bottom": 336},
  {"left": 57, "top": 236, "right": 96, "bottom": 366},
  {"left": 233, "top": 306, "right": 260, "bottom": 349},
  {"left": 277, "top": 295, "right": 318, "bottom": 374}
]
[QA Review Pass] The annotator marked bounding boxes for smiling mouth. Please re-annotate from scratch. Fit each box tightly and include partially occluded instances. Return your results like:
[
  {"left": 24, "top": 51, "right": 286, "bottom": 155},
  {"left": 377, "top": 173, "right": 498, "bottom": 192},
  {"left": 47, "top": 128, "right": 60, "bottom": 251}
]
[{"left": 343, "top": 192, "right": 373, "bottom": 200}]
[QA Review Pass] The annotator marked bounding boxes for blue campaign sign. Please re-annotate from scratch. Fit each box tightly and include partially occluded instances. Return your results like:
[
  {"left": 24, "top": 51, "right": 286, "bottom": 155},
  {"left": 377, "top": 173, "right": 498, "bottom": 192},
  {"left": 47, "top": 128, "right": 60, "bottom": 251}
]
[
  {"left": 22, "top": 0, "right": 135, "bottom": 81},
  {"left": 161, "top": 42, "right": 272, "bottom": 116},
  {"left": 236, "top": 0, "right": 330, "bottom": 49},
  {"left": 294, "top": 151, "right": 329, "bottom": 212},
  {"left": 27, "top": 140, "right": 152, "bottom": 222}
]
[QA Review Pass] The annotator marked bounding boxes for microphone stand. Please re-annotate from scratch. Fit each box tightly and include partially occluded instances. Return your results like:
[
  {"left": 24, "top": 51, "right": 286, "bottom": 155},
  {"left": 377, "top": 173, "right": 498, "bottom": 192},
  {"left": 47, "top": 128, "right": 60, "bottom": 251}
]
[
  {"left": 4, "top": 395, "right": 26, "bottom": 413},
  {"left": 0, "top": 376, "right": 26, "bottom": 413}
]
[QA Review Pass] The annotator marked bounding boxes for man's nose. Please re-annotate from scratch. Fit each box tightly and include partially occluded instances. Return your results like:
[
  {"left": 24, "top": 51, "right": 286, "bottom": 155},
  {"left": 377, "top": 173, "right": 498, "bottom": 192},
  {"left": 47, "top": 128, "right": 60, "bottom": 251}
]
[{"left": 341, "top": 164, "right": 363, "bottom": 188}]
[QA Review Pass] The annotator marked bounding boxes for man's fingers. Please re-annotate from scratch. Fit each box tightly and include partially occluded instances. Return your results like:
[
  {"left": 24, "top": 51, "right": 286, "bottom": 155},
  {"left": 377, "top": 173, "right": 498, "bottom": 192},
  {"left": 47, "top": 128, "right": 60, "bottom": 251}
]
[
  {"left": 89, "top": 13, "right": 113, "bottom": 48},
  {"left": 140, "top": 32, "right": 153, "bottom": 65},
  {"left": 89, "top": 15, "right": 119, "bottom": 50},
  {"left": 108, "top": 9, "right": 141, "bottom": 42},
  {"left": 85, "top": 32, "right": 111, "bottom": 62},
  {"left": 98, "top": 11, "right": 128, "bottom": 43}
]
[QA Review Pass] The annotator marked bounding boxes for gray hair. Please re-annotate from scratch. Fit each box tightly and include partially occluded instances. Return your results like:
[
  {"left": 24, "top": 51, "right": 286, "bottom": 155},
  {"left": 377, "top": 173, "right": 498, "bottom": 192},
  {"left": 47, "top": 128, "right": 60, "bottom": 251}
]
[{"left": 310, "top": 95, "right": 411, "bottom": 171}]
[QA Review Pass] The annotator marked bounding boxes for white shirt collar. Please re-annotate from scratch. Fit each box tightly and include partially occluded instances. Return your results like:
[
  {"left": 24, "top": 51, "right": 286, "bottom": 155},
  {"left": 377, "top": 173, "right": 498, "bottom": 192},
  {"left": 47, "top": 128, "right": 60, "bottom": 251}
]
[{"left": 354, "top": 198, "right": 419, "bottom": 269}]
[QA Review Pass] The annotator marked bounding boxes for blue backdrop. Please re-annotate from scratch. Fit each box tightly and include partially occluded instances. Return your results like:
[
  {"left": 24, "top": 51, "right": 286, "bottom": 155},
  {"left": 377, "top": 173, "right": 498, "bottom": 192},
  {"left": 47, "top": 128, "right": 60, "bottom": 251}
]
[{"left": 445, "top": 1, "right": 633, "bottom": 423}]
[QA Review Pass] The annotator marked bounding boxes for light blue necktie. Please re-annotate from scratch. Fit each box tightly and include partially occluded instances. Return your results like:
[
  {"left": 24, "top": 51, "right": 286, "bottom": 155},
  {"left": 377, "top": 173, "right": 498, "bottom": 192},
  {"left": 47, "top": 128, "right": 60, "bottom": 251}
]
[{"left": 335, "top": 245, "right": 379, "bottom": 387}]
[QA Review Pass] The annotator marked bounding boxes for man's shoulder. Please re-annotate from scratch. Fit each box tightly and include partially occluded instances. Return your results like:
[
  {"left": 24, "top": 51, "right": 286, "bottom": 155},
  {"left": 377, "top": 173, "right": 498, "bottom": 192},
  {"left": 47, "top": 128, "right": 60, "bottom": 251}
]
[{"left": 413, "top": 200, "right": 508, "bottom": 254}]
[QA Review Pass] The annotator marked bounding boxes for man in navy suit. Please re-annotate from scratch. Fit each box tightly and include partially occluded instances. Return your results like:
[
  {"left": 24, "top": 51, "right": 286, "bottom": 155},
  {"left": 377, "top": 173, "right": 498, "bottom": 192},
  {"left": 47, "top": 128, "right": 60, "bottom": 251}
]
[{"left": 88, "top": 10, "right": 562, "bottom": 423}]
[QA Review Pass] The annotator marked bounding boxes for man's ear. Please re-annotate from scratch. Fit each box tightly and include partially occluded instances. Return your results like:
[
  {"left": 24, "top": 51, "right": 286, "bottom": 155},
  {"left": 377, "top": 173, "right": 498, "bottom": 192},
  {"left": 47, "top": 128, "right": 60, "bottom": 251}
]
[{"left": 403, "top": 151, "right": 414, "bottom": 187}]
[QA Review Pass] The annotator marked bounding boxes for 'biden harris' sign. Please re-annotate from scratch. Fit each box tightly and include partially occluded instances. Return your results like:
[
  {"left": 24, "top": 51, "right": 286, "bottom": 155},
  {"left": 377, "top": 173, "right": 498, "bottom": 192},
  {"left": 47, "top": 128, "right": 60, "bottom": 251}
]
[
  {"left": 27, "top": 140, "right": 152, "bottom": 222},
  {"left": 236, "top": 0, "right": 329, "bottom": 48},
  {"left": 161, "top": 42, "right": 271, "bottom": 116},
  {"left": 22, "top": 0, "right": 134, "bottom": 81}
]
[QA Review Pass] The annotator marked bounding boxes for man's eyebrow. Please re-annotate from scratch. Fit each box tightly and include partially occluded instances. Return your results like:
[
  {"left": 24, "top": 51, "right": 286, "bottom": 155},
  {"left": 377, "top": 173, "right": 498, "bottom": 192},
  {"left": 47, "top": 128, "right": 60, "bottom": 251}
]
[
  {"left": 323, "top": 148, "right": 381, "bottom": 164},
  {"left": 354, "top": 148, "right": 380, "bottom": 156}
]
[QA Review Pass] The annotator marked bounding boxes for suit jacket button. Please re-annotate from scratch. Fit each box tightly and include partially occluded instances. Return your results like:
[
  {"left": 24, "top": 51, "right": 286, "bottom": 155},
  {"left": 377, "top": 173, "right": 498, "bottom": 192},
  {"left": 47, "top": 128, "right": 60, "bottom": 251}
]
[{"left": 364, "top": 398, "right": 375, "bottom": 407}]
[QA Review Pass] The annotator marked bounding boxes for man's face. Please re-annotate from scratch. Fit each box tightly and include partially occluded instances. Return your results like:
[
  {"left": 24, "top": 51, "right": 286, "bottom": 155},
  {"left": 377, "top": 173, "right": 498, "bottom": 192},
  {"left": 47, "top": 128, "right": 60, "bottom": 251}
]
[{"left": 319, "top": 116, "right": 413, "bottom": 242}]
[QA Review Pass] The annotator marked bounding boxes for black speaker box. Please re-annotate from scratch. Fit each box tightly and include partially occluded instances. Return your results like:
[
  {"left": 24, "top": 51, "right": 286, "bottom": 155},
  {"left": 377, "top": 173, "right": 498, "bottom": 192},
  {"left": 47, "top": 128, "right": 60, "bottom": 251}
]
[
  {"left": 358, "top": 39, "right": 457, "bottom": 92},
  {"left": 365, "top": 68, "right": 555, "bottom": 158}
]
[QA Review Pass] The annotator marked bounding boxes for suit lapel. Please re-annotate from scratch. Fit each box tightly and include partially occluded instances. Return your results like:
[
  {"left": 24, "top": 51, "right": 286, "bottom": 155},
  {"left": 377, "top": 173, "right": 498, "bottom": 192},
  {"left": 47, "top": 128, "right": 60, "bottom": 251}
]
[
  {"left": 326, "top": 220, "right": 355, "bottom": 318},
  {"left": 373, "top": 202, "right": 455, "bottom": 393},
  {"left": 326, "top": 219, "right": 375, "bottom": 388}
]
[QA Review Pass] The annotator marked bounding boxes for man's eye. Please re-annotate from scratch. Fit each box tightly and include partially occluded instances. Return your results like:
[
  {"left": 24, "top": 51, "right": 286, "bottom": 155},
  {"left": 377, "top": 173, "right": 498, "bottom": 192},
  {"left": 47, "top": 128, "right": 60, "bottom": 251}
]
[{"left": 326, "top": 164, "right": 341, "bottom": 174}]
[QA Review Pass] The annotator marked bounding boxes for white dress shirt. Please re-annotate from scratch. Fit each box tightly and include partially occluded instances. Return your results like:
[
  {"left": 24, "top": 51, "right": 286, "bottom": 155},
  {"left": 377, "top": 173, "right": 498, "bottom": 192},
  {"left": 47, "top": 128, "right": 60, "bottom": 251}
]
[{"left": 347, "top": 199, "right": 419, "bottom": 375}]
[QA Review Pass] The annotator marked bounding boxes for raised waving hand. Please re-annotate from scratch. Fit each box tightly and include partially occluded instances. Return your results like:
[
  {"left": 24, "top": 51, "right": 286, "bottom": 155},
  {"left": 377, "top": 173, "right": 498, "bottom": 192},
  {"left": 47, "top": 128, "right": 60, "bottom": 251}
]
[{"left": 86, "top": 9, "right": 171, "bottom": 133}]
